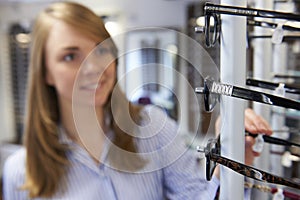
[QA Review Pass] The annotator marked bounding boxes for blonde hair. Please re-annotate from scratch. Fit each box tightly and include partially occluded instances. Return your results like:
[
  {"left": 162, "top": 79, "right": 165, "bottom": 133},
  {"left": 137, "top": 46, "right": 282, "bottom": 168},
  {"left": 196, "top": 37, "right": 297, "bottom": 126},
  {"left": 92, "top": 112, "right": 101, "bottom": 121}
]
[{"left": 23, "top": 1, "right": 142, "bottom": 197}]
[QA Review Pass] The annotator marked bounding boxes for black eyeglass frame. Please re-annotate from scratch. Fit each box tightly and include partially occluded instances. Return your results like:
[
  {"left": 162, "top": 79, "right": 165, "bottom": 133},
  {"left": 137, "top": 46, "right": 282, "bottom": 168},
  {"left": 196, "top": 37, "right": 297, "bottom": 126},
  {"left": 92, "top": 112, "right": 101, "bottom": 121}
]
[
  {"left": 246, "top": 78, "right": 300, "bottom": 95},
  {"left": 248, "top": 34, "right": 300, "bottom": 43},
  {"left": 247, "top": 19, "right": 300, "bottom": 32},
  {"left": 201, "top": 2, "right": 300, "bottom": 47},
  {"left": 205, "top": 13, "right": 221, "bottom": 48},
  {"left": 274, "top": 74, "right": 300, "bottom": 81},
  {"left": 204, "top": 2, "right": 300, "bottom": 21},
  {"left": 197, "top": 138, "right": 300, "bottom": 189},
  {"left": 195, "top": 77, "right": 300, "bottom": 112},
  {"left": 246, "top": 131, "right": 300, "bottom": 148}
]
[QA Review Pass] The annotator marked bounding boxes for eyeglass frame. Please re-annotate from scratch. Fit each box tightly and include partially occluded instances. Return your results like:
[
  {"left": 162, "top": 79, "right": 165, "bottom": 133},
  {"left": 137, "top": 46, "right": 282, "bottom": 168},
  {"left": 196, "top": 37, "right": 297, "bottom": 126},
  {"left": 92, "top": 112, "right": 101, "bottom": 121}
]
[
  {"left": 195, "top": 17, "right": 300, "bottom": 47},
  {"left": 197, "top": 137, "right": 300, "bottom": 189},
  {"left": 246, "top": 78, "right": 300, "bottom": 95},
  {"left": 247, "top": 19, "right": 300, "bottom": 32},
  {"left": 195, "top": 77, "right": 300, "bottom": 113},
  {"left": 200, "top": 2, "right": 300, "bottom": 47},
  {"left": 248, "top": 34, "right": 300, "bottom": 43},
  {"left": 246, "top": 131, "right": 300, "bottom": 149},
  {"left": 204, "top": 2, "right": 300, "bottom": 20},
  {"left": 244, "top": 181, "right": 300, "bottom": 199},
  {"left": 273, "top": 74, "right": 300, "bottom": 81}
]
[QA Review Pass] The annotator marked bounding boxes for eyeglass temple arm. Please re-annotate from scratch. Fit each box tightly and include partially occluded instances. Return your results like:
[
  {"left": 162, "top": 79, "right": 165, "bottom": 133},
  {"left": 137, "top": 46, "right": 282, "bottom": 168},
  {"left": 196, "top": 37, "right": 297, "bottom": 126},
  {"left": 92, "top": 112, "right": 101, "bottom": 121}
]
[
  {"left": 196, "top": 80, "right": 300, "bottom": 110},
  {"left": 246, "top": 131, "right": 300, "bottom": 148},
  {"left": 206, "top": 80, "right": 300, "bottom": 110},
  {"left": 210, "top": 153, "right": 300, "bottom": 189},
  {"left": 204, "top": 2, "right": 300, "bottom": 21},
  {"left": 248, "top": 35, "right": 300, "bottom": 42},
  {"left": 274, "top": 74, "right": 300, "bottom": 80},
  {"left": 246, "top": 78, "right": 300, "bottom": 94},
  {"left": 263, "top": 135, "right": 300, "bottom": 148},
  {"left": 231, "top": 85, "right": 300, "bottom": 110},
  {"left": 247, "top": 19, "right": 300, "bottom": 32}
]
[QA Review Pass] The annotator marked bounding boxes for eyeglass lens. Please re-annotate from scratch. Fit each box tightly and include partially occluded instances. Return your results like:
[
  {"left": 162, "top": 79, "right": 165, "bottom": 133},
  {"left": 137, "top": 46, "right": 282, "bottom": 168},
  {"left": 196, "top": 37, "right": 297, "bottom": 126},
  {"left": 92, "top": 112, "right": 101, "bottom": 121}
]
[
  {"left": 205, "top": 138, "right": 220, "bottom": 181},
  {"left": 205, "top": 14, "right": 220, "bottom": 47},
  {"left": 205, "top": 15, "right": 217, "bottom": 47},
  {"left": 204, "top": 78, "right": 219, "bottom": 112}
]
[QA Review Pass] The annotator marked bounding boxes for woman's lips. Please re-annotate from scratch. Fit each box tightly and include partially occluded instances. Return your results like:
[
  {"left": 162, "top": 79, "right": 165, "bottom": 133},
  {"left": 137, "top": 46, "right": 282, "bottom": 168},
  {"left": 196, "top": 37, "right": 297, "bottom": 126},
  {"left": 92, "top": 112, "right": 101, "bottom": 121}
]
[{"left": 80, "top": 82, "right": 103, "bottom": 90}]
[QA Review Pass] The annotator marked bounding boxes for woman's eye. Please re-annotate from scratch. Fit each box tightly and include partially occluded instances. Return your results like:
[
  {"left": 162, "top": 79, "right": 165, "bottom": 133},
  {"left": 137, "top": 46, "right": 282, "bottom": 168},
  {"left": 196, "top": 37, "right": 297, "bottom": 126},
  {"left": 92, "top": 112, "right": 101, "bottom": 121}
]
[{"left": 63, "top": 53, "right": 76, "bottom": 62}]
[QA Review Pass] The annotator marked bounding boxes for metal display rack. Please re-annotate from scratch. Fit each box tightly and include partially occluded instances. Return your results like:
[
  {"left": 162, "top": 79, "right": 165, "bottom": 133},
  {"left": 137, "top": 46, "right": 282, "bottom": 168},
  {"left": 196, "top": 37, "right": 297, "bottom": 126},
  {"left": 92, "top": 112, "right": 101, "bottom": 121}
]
[{"left": 219, "top": 0, "right": 247, "bottom": 199}]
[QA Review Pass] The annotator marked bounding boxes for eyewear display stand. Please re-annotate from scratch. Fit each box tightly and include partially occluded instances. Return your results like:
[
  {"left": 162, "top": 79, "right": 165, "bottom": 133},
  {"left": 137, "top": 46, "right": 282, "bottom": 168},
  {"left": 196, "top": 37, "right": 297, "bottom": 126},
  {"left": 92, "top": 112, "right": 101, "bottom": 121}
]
[
  {"left": 251, "top": 1, "right": 273, "bottom": 199},
  {"left": 196, "top": 1, "right": 300, "bottom": 199},
  {"left": 271, "top": 2, "right": 293, "bottom": 183},
  {"left": 219, "top": 0, "right": 247, "bottom": 199}
]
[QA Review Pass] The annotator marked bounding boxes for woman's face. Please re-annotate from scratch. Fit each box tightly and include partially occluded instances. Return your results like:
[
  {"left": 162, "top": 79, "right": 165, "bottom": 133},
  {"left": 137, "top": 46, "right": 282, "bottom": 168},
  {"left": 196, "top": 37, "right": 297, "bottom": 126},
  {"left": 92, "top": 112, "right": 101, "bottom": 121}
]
[{"left": 45, "top": 20, "right": 116, "bottom": 107}]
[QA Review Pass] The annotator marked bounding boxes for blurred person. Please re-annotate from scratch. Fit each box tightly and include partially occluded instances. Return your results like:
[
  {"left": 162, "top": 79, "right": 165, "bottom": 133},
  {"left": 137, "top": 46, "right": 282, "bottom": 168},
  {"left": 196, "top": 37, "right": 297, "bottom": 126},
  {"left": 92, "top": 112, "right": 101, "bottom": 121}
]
[{"left": 2, "top": 1, "right": 272, "bottom": 199}]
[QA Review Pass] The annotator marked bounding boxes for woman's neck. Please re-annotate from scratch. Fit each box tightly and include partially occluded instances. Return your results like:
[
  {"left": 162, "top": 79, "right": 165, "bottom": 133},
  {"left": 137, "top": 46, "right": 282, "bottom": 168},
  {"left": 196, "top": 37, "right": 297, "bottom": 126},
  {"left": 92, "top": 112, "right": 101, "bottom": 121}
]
[{"left": 59, "top": 99, "right": 106, "bottom": 161}]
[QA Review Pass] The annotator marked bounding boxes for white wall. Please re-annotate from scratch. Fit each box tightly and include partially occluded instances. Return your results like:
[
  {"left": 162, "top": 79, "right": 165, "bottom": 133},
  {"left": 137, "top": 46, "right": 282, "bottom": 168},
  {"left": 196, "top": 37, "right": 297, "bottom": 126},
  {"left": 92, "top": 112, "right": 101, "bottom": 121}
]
[{"left": 71, "top": 0, "right": 195, "bottom": 29}]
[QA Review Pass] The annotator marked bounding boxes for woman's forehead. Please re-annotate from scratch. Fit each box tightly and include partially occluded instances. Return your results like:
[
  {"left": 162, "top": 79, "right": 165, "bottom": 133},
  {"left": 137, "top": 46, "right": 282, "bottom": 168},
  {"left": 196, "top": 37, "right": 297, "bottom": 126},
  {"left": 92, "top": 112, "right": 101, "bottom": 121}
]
[{"left": 46, "top": 20, "right": 96, "bottom": 50}]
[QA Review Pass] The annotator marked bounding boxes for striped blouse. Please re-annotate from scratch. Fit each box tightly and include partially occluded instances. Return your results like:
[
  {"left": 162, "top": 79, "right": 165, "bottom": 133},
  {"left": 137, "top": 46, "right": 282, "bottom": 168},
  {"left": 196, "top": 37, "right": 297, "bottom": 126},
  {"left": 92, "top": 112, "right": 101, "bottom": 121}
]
[{"left": 3, "top": 105, "right": 219, "bottom": 199}]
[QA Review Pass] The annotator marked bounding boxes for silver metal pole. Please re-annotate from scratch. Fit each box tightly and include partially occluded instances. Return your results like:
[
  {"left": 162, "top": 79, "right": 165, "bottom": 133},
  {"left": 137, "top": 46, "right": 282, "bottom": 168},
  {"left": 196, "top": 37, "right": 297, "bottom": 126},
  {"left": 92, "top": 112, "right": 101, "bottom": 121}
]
[
  {"left": 251, "top": 1, "right": 274, "bottom": 199},
  {"left": 271, "top": 0, "right": 295, "bottom": 177},
  {"left": 220, "top": 0, "right": 247, "bottom": 199}
]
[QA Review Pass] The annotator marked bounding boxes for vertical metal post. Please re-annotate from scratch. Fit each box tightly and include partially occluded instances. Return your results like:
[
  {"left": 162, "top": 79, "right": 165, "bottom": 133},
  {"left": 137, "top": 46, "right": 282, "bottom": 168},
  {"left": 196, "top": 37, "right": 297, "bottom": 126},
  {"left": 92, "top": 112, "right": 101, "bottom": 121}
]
[
  {"left": 271, "top": 1, "right": 294, "bottom": 176},
  {"left": 220, "top": 0, "right": 247, "bottom": 199},
  {"left": 251, "top": 1, "right": 273, "bottom": 199}
]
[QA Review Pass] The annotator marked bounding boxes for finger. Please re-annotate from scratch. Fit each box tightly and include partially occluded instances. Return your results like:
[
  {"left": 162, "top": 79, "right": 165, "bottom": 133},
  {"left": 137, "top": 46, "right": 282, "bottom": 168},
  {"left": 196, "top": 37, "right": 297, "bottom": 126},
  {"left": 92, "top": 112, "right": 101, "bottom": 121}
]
[
  {"left": 252, "top": 151, "right": 260, "bottom": 157},
  {"left": 245, "top": 136, "right": 260, "bottom": 165},
  {"left": 215, "top": 116, "right": 221, "bottom": 136},
  {"left": 245, "top": 114, "right": 258, "bottom": 133},
  {"left": 245, "top": 138, "right": 256, "bottom": 165},
  {"left": 245, "top": 135, "right": 255, "bottom": 147},
  {"left": 245, "top": 108, "right": 272, "bottom": 135}
]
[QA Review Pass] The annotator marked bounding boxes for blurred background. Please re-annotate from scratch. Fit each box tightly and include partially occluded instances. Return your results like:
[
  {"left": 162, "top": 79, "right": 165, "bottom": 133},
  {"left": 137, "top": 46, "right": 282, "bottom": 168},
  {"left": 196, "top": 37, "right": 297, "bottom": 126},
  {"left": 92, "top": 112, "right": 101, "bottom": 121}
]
[{"left": 0, "top": 0, "right": 300, "bottom": 199}]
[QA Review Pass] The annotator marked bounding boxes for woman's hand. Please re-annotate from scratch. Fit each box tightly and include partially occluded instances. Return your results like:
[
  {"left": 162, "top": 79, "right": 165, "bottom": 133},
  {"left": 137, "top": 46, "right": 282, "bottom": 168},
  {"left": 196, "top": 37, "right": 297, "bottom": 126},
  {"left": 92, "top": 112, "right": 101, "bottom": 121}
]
[
  {"left": 244, "top": 108, "right": 272, "bottom": 135},
  {"left": 213, "top": 108, "right": 272, "bottom": 179},
  {"left": 244, "top": 108, "right": 272, "bottom": 165}
]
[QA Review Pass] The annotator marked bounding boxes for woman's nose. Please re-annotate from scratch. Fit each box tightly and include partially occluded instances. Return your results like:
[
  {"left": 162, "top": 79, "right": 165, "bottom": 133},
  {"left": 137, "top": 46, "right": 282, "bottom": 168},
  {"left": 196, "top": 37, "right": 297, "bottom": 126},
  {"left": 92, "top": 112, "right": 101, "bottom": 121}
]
[{"left": 81, "top": 54, "right": 105, "bottom": 77}]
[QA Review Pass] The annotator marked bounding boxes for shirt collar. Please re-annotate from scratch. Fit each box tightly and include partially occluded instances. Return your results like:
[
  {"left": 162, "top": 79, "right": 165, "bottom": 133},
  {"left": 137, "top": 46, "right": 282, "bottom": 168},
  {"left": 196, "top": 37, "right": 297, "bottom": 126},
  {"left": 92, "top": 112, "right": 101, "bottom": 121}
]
[{"left": 58, "top": 124, "right": 113, "bottom": 166}]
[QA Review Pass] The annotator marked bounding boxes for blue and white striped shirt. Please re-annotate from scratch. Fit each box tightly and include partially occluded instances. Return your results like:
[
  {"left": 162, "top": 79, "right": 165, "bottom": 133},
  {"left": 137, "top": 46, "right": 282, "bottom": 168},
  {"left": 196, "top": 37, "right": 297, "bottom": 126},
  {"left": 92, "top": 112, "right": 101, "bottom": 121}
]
[{"left": 3, "top": 106, "right": 219, "bottom": 199}]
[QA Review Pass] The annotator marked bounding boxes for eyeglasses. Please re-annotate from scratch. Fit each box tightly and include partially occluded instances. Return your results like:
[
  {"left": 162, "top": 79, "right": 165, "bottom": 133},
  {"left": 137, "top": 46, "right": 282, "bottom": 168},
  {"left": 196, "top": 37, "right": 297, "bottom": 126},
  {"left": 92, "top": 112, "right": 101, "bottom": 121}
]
[
  {"left": 247, "top": 19, "right": 300, "bottom": 32},
  {"left": 195, "top": 77, "right": 300, "bottom": 112},
  {"left": 194, "top": 13, "right": 221, "bottom": 48},
  {"left": 246, "top": 78, "right": 300, "bottom": 95},
  {"left": 247, "top": 20, "right": 300, "bottom": 44},
  {"left": 195, "top": 18, "right": 300, "bottom": 46},
  {"left": 246, "top": 131, "right": 300, "bottom": 153},
  {"left": 248, "top": 34, "right": 300, "bottom": 44},
  {"left": 204, "top": 2, "right": 300, "bottom": 20},
  {"left": 197, "top": 137, "right": 300, "bottom": 189},
  {"left": 198, "top": 2, "right": 300, "bottom": 47},
  {"left": 244, "top": 181, "right": 300, "bottom": 199},
  {"left": 273, "top": 74, "right": 300, "bottom": 81},
  {"left": 247, "top": 132, "right": 300, "bottom": 148}
]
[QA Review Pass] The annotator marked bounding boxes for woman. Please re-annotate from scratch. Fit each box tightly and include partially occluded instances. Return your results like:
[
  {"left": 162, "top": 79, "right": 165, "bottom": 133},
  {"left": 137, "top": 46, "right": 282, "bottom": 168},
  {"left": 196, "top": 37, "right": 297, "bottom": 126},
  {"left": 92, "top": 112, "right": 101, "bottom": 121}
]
[{"left": 3, "top": 1, "right": 272, "bottom": 199}]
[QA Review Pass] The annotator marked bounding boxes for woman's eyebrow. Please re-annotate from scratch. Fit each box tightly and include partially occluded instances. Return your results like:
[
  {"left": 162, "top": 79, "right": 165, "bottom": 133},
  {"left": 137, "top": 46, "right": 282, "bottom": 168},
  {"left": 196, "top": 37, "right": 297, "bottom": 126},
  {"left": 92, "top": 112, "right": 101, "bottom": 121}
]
[{"left": 62, "top": 46, "right": 79, "bottom": 51}]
